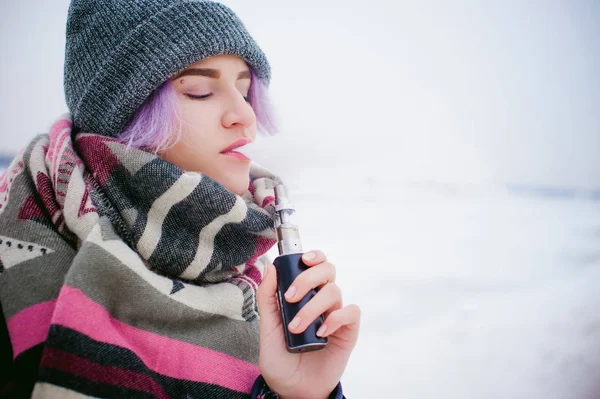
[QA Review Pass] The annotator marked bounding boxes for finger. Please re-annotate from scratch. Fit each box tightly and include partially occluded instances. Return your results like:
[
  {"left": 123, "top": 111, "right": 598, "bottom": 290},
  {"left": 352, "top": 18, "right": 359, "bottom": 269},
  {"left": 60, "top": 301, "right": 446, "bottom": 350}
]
[
  {"left": 301, "top": 250, "right": 327, "bottom": 267},
  {"left": 284, "top": 261, "right": 336, "bottom": 303},
  {"left": 317, "top": 304, "right": 361, "bottom": 338},
  {"left": 256, "top": 263, "right": 279, "bottom": 319},
  {"left": 287, "top": 283, "right": 342, "bottom": 334}
]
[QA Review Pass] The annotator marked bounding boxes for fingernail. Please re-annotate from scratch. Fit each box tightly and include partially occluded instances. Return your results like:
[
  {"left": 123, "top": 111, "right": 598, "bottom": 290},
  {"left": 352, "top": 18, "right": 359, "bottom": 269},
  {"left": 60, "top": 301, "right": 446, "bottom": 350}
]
[
  {"left": 285, "top": 285, "right": 296, "bottom": 299},
  {"left": 316, "top": 324, "right": 327, "bottom": 337},
  {"left": 303, "top": 252, "right": 315, "bottom": 261},
  {"left": 289, "top": 316, "right": 301, "bottom": 330}
]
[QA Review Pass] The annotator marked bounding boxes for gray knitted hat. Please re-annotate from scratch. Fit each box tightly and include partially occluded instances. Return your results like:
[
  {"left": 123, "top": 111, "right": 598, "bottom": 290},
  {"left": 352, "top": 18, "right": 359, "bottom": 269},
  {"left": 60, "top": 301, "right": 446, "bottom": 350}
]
[{"left": 64, "top": 0, "right": 271, "bottom": 137}]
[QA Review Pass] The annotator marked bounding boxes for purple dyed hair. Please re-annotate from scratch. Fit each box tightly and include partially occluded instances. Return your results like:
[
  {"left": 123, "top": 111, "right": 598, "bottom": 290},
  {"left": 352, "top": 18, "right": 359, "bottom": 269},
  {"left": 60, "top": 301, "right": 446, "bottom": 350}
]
[{"left": 116, "top": 69, "right": 278, "bottom": 154}]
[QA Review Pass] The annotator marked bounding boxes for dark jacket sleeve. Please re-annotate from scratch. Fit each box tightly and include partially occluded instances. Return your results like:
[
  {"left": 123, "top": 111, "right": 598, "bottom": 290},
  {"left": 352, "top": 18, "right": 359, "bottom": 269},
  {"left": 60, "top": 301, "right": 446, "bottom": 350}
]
[
  {"left": 251, "top": 374, "right": 345, "bottom": 399},
  {"left": 0, "top": 301, "right": 15, "bottom": 396}
]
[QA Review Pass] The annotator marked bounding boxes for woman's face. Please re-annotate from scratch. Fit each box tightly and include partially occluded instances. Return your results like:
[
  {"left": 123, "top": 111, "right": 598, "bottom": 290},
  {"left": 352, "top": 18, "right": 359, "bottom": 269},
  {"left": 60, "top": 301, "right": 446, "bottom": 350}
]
[{"left": 158, "top": 54, "right": 257, "bottom": 195}]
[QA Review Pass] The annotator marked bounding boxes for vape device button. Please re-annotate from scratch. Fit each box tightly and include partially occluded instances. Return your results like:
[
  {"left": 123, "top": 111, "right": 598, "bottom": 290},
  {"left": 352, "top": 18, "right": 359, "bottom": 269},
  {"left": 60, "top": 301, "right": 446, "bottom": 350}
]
[{"left": 276, "top": 290, "right": 283, "bottom": 313}]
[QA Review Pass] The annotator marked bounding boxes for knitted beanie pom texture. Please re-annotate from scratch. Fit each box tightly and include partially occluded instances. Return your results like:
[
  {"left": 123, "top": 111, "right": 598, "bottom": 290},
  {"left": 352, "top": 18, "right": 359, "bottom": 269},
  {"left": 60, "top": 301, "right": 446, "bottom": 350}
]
[{"left": 64, "top": 0, "right": 271, "bottom": 138}]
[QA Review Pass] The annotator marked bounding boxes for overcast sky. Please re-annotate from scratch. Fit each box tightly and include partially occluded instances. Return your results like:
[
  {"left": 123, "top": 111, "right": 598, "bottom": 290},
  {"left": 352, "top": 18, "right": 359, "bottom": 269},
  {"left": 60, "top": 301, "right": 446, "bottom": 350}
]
[{"left": 1, "top": 0, "right": 598, "bottom": 189}]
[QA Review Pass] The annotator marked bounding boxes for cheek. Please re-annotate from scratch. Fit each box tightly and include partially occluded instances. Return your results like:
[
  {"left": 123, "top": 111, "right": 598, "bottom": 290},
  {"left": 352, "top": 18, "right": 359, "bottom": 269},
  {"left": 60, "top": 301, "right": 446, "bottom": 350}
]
[
  {"left": 178, "top": 104, "right": 216, "bottom": 147},
  {"left": 179, "top": 98, "right": 219, "bottom": 126},
  {"left": 158, "top": 117, "right": 217, "bottom": 171},
  {"left": 159, "top": 136, "right": 215, "bottom": 173}
]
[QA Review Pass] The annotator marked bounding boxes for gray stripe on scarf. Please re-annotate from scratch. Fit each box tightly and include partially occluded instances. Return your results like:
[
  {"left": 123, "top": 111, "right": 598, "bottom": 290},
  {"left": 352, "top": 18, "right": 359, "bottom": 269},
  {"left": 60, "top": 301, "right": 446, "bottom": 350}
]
[
  {"left": 65, "top": 241, "right": 259, "bottom": 364},
  {"left": 0, "top": 249, "right": 75, "bottom": 319}
]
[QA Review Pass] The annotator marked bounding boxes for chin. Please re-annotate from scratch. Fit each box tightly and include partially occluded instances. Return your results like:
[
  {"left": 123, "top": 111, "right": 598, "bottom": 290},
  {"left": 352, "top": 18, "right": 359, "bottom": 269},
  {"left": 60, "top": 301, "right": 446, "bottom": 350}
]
[{"left": 223, "top": 175, "right": 250, "bottom": 196}]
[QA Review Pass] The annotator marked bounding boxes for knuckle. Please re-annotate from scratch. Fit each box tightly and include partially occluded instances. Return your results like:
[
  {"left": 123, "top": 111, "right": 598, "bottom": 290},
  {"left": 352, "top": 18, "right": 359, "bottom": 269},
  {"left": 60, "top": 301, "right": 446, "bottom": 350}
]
[
  {"left": 327, "top": 262, "right": 337, "bottom": 281},
  {"left": 320, "top": 283, "right": 342, "bottom": 305},
  {"left": 348, "top": 304, "right": 361, "bottom": 319},
  {"left": 325, "top": 282, "right": 341, "bottom": 297},
  {"left": 297, "top": 307, "right": 314, "bottom": 324},
  {"left": 327, "top": 308, "right": 343, "bottom": 324},
  {"left": 328, "top": 307, "right": 341, "bottom": 319},
  {"left": 292, "top": 272, "right": 309, "bottom": 290},
  {"left": 295, "top": 266, "right": 325, "bottom": 291}
]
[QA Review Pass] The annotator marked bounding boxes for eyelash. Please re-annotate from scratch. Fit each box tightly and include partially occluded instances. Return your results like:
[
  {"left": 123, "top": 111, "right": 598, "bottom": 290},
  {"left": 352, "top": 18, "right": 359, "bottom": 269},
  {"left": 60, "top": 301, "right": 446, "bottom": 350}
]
[{"left": 184, "top": 93, "right": 250, "bottom": 103}]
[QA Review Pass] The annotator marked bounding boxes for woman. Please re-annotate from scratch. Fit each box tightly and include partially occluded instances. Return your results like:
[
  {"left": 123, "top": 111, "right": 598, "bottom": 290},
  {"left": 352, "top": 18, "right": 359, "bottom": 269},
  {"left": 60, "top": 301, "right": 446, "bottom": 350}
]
[{"left": 0, "top": 0, "right": 360, "bottom": 398}]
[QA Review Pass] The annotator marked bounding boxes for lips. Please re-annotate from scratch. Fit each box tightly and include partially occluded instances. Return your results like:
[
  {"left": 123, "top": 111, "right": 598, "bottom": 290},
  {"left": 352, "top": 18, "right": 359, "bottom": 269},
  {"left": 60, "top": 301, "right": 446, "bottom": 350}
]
[
  {"left": 221, "top": 138, "right": 252, "bottom": 153},
  {"left": 220, "top": 138, "right": 254, "bottom": 162}
]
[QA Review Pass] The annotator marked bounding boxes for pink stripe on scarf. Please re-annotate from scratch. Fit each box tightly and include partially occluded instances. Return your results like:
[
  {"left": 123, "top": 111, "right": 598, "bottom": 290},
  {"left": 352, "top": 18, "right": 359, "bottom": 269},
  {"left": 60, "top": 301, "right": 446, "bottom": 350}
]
[
  {"left": 245, "top": 235, "right": 277, "bottom": 286},
  {"left": 7, "top": 300, "right": 57, "bottom": 358},
  {"left": 48, "top": 118, "right": 71, "bottom": 159},
  {"left": 261, "top": 195, "right": 275, "bottom": 208},
  {"left": 53, "top": 286, "right": 259, "bottom": 393},
  {"left": 47, "top": 118, "right": 72, "bottom": 185}
]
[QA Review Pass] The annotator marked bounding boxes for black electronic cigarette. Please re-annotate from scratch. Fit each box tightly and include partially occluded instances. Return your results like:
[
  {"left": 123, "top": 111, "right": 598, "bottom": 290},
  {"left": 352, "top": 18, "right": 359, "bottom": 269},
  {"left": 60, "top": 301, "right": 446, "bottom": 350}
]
[{"left": 273, "top": 184, "right": 328, "bottom": 353}]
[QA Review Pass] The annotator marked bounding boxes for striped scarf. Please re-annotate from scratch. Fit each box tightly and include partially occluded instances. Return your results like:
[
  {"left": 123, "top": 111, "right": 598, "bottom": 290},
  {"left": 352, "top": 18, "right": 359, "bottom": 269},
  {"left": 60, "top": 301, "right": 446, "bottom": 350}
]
[{"left": 0, "top": 114, "right": 281, "bottom": 398}]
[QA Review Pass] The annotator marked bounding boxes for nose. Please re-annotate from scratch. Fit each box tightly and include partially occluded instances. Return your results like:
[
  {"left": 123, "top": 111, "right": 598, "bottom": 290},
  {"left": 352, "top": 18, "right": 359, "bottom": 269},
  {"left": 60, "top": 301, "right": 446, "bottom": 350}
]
[{"left": 221, "top": 88, "right": 256, "bottom": 131}]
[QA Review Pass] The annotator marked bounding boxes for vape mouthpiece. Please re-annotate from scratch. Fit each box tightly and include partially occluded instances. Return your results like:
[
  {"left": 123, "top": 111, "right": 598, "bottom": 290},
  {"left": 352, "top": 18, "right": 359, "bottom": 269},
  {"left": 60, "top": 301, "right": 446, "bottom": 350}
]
[{"left": 274, "top": 184, "right": 303, "bottom": 255}]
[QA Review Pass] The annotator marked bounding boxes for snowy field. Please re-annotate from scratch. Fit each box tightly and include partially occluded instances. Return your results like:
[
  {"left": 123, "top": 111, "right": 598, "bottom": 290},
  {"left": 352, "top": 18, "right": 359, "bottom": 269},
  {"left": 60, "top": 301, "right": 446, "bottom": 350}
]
[{"left": 270, "top": 173, "right": 600, "bottom": 399}]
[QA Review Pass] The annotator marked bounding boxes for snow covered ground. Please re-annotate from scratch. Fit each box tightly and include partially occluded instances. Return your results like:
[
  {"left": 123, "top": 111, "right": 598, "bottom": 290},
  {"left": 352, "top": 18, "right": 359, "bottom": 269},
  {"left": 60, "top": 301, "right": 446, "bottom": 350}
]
[{"left": 269, "top": 172, "right": 600, "bottom": 399}]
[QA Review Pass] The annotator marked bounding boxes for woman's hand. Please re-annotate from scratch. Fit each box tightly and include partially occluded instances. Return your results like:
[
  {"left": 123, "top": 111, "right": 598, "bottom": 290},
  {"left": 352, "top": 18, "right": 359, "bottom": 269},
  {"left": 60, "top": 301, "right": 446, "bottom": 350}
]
[{"left": 256, "top": 250, "right": 361, "bottom": 399}]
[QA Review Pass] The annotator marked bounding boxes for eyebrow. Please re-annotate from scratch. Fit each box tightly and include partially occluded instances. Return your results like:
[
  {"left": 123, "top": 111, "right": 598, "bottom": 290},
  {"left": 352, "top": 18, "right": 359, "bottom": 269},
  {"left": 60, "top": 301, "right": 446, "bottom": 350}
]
[{"left": 171, "top": 68, "right": 251, "bottom": 80}]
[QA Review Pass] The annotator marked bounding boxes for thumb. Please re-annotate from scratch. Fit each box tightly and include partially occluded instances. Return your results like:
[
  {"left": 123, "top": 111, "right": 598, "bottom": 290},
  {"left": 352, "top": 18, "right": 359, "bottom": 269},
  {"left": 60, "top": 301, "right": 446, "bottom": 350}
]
[{"left": 256, "top": 263, "right": 280, "bottom": 321}]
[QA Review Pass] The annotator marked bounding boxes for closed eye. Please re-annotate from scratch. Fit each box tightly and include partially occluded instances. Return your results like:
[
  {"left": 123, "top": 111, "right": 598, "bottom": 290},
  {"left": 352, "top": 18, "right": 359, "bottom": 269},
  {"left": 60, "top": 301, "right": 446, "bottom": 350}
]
[
  {"left": 184, "top": 93, "right": 250, "bottom": 103},
  {"left": 185, "top": 93, "right": 212, "bottom": 100}
]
